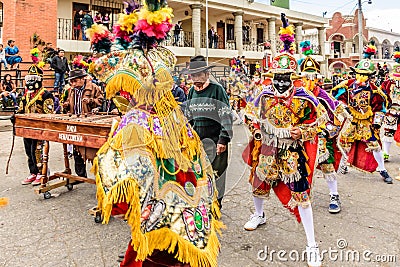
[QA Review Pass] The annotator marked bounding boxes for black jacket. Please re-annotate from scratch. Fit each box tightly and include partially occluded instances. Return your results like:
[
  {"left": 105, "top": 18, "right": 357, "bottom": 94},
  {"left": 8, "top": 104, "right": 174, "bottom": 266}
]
[{"left": 51, "top": 56, "right": 69, "bottom": 74}]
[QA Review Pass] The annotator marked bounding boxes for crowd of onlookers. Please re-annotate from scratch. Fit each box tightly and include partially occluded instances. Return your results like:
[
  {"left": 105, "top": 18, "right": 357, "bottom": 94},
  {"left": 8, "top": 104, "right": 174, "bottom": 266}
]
[{"left": 73, "top": 10, "right": 111, "bottom": 41}]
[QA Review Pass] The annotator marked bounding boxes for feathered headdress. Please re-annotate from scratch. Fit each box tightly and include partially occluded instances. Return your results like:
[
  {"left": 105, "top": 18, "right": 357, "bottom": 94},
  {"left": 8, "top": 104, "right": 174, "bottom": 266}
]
[
  {"left": 30, "top": 47, "right": 41, "bottom": 64},
  {"left": 91, "top": 0, "right": 176, "bottom": 104},
  {"left": 278, "top": 13, "right": 295, "bottom": 54},
  {"left": 72, "top": 55, "right": 92, "bottom": 70},
  {"left": 86, "top": 24, "right": 113, "bottom": 54},
  {"left": 29, "top": 33, "right": 46, "bottom": 67},
  {"left": 363, "top": 40, "right": 377, "bottom": 59},
  {"left": 298, "top": 40, "right": 320, "bottom": 74},
  {"left": 393, "top": 46, "right": 400, "bottom": 64},
  {"left": 300, "top": 41, "right": 313, "bottom": 56},
  {"left": 112, "top": 0, "right": 173, "bottom": 50},
  {"left": 264, "top": 13, "right": 300, "bottom": 79}
]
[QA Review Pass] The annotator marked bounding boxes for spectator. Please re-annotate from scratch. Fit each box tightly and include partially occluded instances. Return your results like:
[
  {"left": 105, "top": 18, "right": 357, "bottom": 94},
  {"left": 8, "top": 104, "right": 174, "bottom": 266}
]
[
  {"left": 172, "top": 76, "right": 186, "bottom": 103},
  {"left": 1, "top": 74, "right": 17, "bottom": 107},
  {"left": 172, "top": 21, "right": 182, "bottom": 46},
  {"left": 214, "top": 32, "right": 219, "bottom": 48},
  {"left": 384, "top": 48, "right": 390, "bottom": 59},
  {"left": 102, "top": 13, "right": 110, "bottom": 29},
  {"left": 62, "top": 69, "right": 104, "bottom": 177},
  {"left": 73, "top": 10, "right": 84, "bottom": 40},
  {"left": 4, "top": 40, "right": 22, "bottom": 70},
  {"left": 51, "top": 49, "right": 69, "bottom": 94},
  {"left": 93, "top": 12, "right": 102, "bottom": 24},
  {"left": 184, "top": 55, "right": 233, "bottom": 208},
  {"left": 81, "top": 11, "right": 94, "bottom": 41},
  {"left": 208, "top": 26, "right": 215, "bottom": 48},
  {"left": 0, "top": 44, "right": 8, "bottom": 70}
]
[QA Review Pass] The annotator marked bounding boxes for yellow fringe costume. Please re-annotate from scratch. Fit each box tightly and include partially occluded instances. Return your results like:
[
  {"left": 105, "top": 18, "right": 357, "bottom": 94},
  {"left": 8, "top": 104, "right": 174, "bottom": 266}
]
[{"left": 90, "top": 3, "right": 222, "bottom": 266}]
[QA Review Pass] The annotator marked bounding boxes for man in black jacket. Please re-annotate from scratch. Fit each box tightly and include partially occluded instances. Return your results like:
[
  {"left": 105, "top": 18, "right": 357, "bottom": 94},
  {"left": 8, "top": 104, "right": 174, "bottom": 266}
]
[{"left": 51, "top": 49, "right": 69, "bottom": 94}]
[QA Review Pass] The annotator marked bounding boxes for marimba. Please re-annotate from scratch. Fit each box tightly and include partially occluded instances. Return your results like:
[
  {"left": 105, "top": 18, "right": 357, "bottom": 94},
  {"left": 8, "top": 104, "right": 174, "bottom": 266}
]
[{"left": 14, "top": 113, "right": 116, "bottom": 199}]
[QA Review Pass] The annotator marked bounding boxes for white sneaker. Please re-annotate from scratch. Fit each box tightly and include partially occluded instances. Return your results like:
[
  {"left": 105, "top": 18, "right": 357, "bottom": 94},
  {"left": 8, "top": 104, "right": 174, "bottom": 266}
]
[
  {"left": 306, "top": 245, "right": 322, "bottom": 267},
  {"left": 243, "top": 212, "right": 266, "bottom": 231}
]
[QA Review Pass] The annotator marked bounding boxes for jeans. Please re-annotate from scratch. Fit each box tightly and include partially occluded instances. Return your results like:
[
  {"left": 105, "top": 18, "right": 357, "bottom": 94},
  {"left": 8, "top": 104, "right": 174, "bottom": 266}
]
[
  {"left": 0, "top": 58, "right": 8, "bottom": 69},
  {"left": 54, "top": 72, "right": 65, "bottom": 93},
  {"left": 2, "top": 92, "right": 17, "bottom": 105},
  {"left": 82, "top": 26, "right": 88, "bottom": 41},
  {"left": 173, "top": 33, "right": 179, "bottom": 45}
]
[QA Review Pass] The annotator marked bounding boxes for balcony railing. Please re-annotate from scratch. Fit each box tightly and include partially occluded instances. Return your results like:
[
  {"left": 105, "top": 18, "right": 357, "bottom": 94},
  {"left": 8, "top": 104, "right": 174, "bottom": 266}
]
[
  {"left": 160, "top": 32, "right": 195, "bottom": 47},
  {"left": 243, "top": 38, "right": 265, "bottom": 52},
  {"left": 58, "top": 18, "right": 74, "bottom": 40},
  {"left": 57, "top": 20, "right": 273, "bottom": 55}
]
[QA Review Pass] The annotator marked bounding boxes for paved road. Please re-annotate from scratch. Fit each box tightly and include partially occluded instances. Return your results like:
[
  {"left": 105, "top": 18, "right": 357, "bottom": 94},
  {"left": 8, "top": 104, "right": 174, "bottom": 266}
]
[{"left": 0, "top": 119, "right": 399, "bottom": 266}]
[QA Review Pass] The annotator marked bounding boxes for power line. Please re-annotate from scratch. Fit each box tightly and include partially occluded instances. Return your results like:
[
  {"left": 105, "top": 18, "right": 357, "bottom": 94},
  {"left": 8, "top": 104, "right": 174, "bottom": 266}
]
[
  {"left": 291, "top": 0, "right": 338, "bottom": 7},
  {"left": 328, "top": 0, "right": 356, "bottom": 14}
]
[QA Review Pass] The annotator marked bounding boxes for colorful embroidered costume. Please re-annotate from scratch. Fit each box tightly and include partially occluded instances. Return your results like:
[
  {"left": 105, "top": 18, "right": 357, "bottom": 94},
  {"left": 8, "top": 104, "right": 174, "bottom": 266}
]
[
  {"left": 89, "top": 1, "right": 222, "bottom": 266},
  {"left": 242, "top": 15, "right": 325, "bottom": 267},
  {"left": 19, "top": 64, "right": 54, "bottom": 185},
  {"left": 332, "top": 43, "right": 393, "bottom": 183},
  {"left": 298, "top": 44, "right": 351, "bottom": 214},
  {"left": 381, "top": 47, "right": 400, "bottom": 163},
  {"left": 246, "top": 79, "right": 326, "bottom": 210}
]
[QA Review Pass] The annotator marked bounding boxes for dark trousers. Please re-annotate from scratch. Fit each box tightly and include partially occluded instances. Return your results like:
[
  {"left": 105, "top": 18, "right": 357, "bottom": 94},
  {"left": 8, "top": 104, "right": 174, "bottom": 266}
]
[
  {"left": 73, "top": 149, "right": 87, "bottom": 177},
  {"left": 202, "top": 138, "right": 228, "bottom": 205},
  {"left": 73, "top": 28, "right": 80, "bottom": 40},
  {"left": 24, "top": 138, "right": 39, "bottom": 175}
]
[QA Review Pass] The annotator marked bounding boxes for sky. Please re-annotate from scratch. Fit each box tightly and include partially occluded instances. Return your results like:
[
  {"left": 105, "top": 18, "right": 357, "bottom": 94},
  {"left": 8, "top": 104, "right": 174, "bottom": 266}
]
[{"left": 256, "top": 0, "right": 400, "bottom": 34}]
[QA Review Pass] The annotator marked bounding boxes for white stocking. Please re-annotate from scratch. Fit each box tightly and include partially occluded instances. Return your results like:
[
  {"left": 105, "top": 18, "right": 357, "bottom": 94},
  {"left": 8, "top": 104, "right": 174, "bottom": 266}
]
[
  {"left": 373, "top": 150, "right": 386, "bottom": 171},
  {"left": 326, "top": 179, "right": 338, "bottom": 195},
  {"left": 253, "top": 196, "right": 264, "bottom": 216},
  {"left": 299, "top": 205, "right": 317, "bottom": 247},
  {"left": 382, "top": 141, "right": 392, "bottom": 155}
]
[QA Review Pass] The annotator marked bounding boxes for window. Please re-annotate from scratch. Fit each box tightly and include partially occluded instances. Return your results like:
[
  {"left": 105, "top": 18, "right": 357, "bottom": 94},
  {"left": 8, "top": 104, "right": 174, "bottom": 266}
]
[{"left": 227, "top": 24, "right": 234, "bottom": 41}]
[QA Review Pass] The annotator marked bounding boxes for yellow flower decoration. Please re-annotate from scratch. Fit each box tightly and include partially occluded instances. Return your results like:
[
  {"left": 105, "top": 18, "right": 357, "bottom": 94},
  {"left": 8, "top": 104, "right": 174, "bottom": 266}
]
[
  {"left": 37, "top": 61, "right": 46, "bottom": 68},
  {"left": 118, "top": 12, "right": 139, "bottom": 32},
  {"left": 86, "top": 24, "right": 109, "bottom": 40},
  {"left": 30, "top": 47, "right": 40, "bottom": 55},
  {"left": 138, "top": 6, "right": 173, "bottom": 25},
  {"left": 278, "top": 24, "right": 295, "bottom": 36}
]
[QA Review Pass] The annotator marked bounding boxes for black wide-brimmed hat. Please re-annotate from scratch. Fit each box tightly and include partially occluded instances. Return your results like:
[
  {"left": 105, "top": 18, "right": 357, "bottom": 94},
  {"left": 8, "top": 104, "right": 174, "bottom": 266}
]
[
  {"left": 67, "top": 69, "right": 88, "bottom": 80},
  {"left": 182, "top": 55, "right": 215, "bottom": 74}
]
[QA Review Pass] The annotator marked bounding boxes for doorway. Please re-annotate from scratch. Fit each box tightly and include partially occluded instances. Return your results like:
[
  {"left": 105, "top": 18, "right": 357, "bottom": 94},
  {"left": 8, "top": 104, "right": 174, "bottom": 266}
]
[
  {"left": 257, "top": 28, "right": 264, "bottom": 44},
  {"left": 217, "top": 22, "right": 225, "bottom": 49},
  {"left": 72, "top": 3, "right": 89, "bottom": 40}
]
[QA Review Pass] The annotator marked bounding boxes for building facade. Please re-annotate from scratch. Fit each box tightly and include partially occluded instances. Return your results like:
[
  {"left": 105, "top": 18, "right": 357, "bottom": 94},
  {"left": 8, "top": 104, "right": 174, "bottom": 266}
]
[
  {"left": 326, "top": 9, "right": 400, "bottom": 75},
  {"left": 1, "top": 0, "right": 328, "bottom": 73}
]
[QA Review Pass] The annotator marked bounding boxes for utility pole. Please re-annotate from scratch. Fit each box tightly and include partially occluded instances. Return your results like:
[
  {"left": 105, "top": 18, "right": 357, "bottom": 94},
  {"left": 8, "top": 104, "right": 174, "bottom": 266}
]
[
  {"left": 206, "top": 0, "right": 209, "bottom": 63},
  {"left": 358, "top": 0, "right": 363, "bottom": 59}
]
